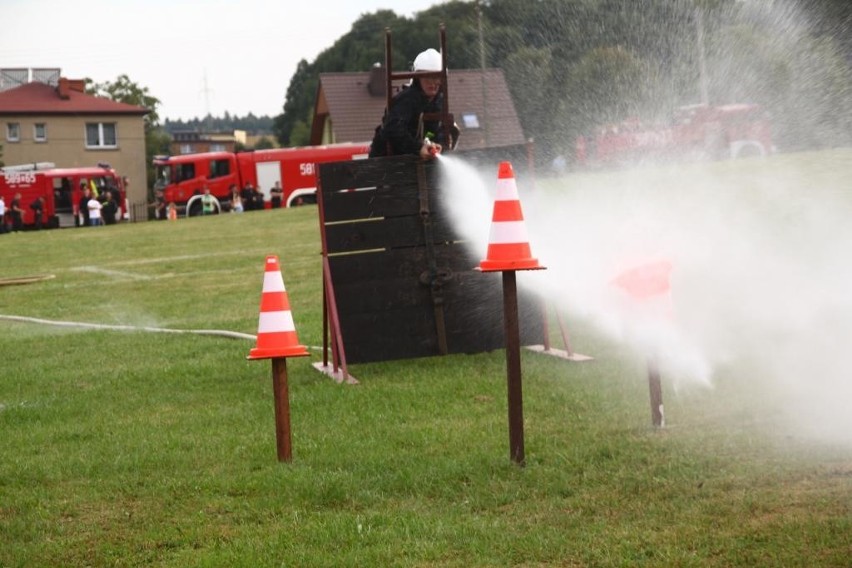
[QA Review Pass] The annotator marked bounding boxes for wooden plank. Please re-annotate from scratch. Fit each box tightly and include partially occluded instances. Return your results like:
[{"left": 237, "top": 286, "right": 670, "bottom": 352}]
[
  {"left": 322, "top": 183, "right": 460, "bottom": 223},
  {"left": 328, "top": 242, "right": 472, "bottom": 282},
  {"left": 333, "top": 275, "right": 432, "bottom": 315},
  {"left": 318, "top": 156, "right": 421, "bottom": 193},
  {"left": 322, "top": 183, "right": 420, "bottom": 221},
  {"left": 324, "top": 215, "right": 460, "bottom": 254},
  {"left": 338, "top": 307, "right": 439, "bottom": 363}
]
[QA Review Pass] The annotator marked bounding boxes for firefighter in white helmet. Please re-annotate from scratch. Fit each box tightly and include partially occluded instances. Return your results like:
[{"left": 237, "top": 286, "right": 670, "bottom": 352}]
[{"left": 369, "top": 48, "right": 458, "bottom": 160}]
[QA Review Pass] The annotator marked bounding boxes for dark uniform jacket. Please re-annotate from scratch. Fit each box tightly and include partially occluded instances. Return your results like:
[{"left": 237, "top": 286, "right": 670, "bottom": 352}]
[{"left": 369, "top": 81, "right": 447, "bottom": 157}]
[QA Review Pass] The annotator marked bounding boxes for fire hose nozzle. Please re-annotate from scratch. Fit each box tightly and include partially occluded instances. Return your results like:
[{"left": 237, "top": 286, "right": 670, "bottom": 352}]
[{"left": 424, "top": 138, "right": 439, "bottom": 156}]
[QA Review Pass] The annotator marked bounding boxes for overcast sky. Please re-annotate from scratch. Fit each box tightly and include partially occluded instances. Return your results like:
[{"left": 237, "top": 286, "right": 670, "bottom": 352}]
[{"left": 2, "top": 0, "right": 443, "bottom": 121}]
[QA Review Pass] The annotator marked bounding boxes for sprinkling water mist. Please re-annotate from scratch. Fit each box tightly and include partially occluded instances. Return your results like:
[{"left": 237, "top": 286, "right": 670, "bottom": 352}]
[{"left": 438, "top": 151, "right": 852, "bottom": 447}]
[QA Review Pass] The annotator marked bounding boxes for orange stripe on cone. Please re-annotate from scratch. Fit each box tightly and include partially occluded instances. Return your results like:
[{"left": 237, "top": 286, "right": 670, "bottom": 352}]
[
  {"left": 478, "top": 161, "right": 545, "bottom": 272},
  {"left": 248, "top": 255, "right": 310, "bottom": 359}
]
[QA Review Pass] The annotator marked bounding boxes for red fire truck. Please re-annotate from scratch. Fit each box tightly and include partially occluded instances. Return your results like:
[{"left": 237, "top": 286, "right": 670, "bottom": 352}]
[
  {"left": 0, "top": 162, "right": 126, "bottom": 229},
  {"left": 577, "top": 103, "right": 773, "bottom": 168},
  {"left": 153, "top": 142, "right": 370, "bottom": 216}
]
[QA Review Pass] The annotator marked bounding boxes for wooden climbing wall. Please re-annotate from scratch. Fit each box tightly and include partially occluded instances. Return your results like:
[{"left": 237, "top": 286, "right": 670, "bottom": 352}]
[{"left": 317, "top": 145, "right": 545, "bottom": 365}]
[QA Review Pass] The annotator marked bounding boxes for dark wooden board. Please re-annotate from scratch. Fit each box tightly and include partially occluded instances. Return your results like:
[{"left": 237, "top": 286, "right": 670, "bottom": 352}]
[{"left": 318, "top": 144, "right": 545, "bottom": 365}]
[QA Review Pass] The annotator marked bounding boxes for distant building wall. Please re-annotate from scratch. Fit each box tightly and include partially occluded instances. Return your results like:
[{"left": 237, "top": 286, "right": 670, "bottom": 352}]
[{"left": 1, "top": 113, "right": 147, "bottom": 211}]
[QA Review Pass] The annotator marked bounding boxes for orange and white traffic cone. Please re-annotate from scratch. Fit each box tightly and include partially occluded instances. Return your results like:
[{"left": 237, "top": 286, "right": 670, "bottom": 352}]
[
  {"left": 478, "top": 161, "right": 545, "bottom": 272},
  {"left": 611, "top": 258, "right": 674, "bottom": 321},
  {"left": 247, "top": 255, "right": 310, "bottom": 360},
  {"left": 611, "top": 258, "right": 674, "bottom": 429}
]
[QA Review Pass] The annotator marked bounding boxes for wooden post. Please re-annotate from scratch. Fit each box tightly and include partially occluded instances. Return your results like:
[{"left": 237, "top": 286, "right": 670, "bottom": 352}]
[
  {"left": 271, "top": 358, "right": 293, "bottom": 462},
  {"left": 502, "top": 271, "right": 525, "bottom": 465},
  {"left": 648, "top": 358, "right": 664, "bottom": 428}
]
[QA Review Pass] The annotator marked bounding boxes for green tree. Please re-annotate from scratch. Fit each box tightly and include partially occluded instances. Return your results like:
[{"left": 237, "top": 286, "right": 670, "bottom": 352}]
[
  {"left": 253, "top": 136, "right": 275, "bottom": 150},
  {"left": 88, "top": 74, "right": 161, "bottom": 131},
  {"left": 271, "top": 0, "right": 852, "bottom": 156},
  {"left": 87, "top": 75, "right": 168, "bottom": 191}
]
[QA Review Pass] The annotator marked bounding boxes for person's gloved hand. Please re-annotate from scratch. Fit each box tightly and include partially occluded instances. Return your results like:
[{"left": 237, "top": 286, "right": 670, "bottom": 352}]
[{"left": 420, "top": 140, "right": 442, "bottom": 159}]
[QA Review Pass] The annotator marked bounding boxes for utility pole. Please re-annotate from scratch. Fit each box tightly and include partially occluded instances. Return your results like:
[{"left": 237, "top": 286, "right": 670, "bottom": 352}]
[
  {"left": 201, "top": 69, "right": 213, "bottom": 132},
  {"left": 696, "top": 5, "right": 710, "bottom": 105},
  {"left": 477, "top": 0, "right": 490, "bottom": 146}
]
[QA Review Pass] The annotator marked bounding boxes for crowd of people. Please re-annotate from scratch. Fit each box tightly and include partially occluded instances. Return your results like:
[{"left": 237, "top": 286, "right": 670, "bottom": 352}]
[
  {"left": 0, "top": 193, "right": 23, "bottom": 233},
  {"left": 0, "top": 193, "right": 45, "bottom": 233},
  {"left": 150, "top": 180, "right": 287, "bottom": 220},
  {"left": 1, "top": 179, "right": 123, "bottom": 233},
  {"left": 76, "top": 182, "right": 122, "bottom": 227}
]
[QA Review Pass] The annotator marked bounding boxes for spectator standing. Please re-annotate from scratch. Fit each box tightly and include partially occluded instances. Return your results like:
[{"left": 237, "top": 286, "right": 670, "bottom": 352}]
[
  {"left": 88, "top": 195, "right": 103, "bottom": 226},
  {"left": 201, "top": 186, "right": 216, "bottom": 215},
  {"left": 253, "top": 186, "right": 266, "bottom": 210},
  {"left": 9, "top": 193, "right": 23, "bottom": 232},
  {"left": 270, "top": 182, "right": 284, "bottom": 208},
  {"left": 29, "top": 196, "right": 45, "bottom": 230},
  {"left": 102, "top": 192, "right": 118, "bottom": 225},
  {"left": 0, "top": 195, "right": 7, "bottom": 234},
  {"left": 151, "top": 188, "right": 166, "bottom": 220},
  {"left": 78, "top": 183, "right": 91, "bottom": 227},
  {"left": 240, "top": 183, "right": 255, "bottom": 211},
  {"left": 230, "top": 185, "right": 244, "bottom": 213}
]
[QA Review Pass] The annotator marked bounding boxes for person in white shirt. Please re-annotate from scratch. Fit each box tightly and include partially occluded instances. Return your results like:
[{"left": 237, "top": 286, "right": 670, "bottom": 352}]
[
  {"left": 0, "top": 195, "right": 6, "bottom": 234},
  {"left": 88, "top": 197, "right": 103, "bottom": 226}
]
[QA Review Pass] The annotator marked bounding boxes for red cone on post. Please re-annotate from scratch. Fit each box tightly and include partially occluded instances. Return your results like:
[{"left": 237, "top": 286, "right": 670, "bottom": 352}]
[
  {"left": 612, "top": 259, "right": 674, "bottom": 320},
  {"left": 248, "top": 255, "right": 310, "bottom": 360},
  {"left": 611, "top": 258, "right": 674, "bottom": 429},
  {"left": 478, "top": 161, "right": 544, "bottom": 272}
]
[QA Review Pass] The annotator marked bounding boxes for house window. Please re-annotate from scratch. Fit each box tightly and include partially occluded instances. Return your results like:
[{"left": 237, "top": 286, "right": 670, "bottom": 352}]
[
  {"left": 210, "top": 143, "right": 226, "bottom": 152},
  {"left": 34, "top": 123, "right": 47, "bottom": 142},
  {"left": 180, "top": 144, "right": 193, "bottom": 154},
  {"left": 85, "top": 122, "right": 117, "bottom": 148},
  {"left": 6, "top": 122, "right": 20, "bottom": 142},
  {"left": 462, "top": 113, "right": 480, "bottom": 129}
]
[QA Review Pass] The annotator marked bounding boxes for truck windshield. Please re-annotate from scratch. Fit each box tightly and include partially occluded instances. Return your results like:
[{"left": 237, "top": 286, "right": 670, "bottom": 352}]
[{"left": 154, "top": 164, "right": 172, "bottom": 190}]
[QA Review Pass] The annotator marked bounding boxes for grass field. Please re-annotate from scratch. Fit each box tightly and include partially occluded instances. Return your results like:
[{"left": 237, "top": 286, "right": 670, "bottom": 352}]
[{"left": 1, "top": 151, "right": 850, "bottom": 567}]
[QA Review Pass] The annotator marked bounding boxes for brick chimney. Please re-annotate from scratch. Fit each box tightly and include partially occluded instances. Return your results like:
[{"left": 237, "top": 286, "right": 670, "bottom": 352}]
[
  {"left": 367, "top": 63, "right": 386, "bottom": 97},
  {"left": 57, "top": 77, "right": 86, "bottom": 99}
]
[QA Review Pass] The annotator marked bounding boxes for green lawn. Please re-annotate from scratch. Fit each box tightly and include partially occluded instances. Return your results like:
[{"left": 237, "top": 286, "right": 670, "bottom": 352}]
[{"left": 1, "top": 150, "right": 850, "bottom": 567}]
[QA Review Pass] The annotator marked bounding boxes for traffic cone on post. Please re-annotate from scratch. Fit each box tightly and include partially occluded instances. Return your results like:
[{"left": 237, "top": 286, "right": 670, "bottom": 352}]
[
  {"left": 612, "top": 259, "right": 674, "bottom": 322},
  {"left": 248, "top": 255, "right": 310, "bottom": 360},
  {"left": 477, "top": 161, "right": 546, "bottom": 467},
  {"left": 478, "top": 161, "right": 544, "bottom": 273},
  {"left": 612, "top": 258, "right": 674, "bottom": 429},
  {"left": 247, "top": 255, "right": 310, "bottom": 462}
]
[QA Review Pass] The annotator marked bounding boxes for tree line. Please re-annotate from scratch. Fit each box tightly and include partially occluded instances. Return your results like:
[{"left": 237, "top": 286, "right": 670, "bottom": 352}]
[
  {"left": 91, "top": 0, "right": 851, "bottom": 186},
  {"left": 163, "top": 114, "right": 275, "bottom": 136},
  {"left": 274, "top": 0, "right": 852, "bottom": 162}
]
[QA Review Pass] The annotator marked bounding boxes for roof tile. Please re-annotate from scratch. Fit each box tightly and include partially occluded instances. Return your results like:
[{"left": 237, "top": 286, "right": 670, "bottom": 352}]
[{"left": 0, "top": 81, "right": 148, "bottom": 115}]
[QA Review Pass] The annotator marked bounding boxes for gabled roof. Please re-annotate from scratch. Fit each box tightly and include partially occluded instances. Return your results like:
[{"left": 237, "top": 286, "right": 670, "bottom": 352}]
[
  {"left": 0, "top": 81, "right": 148, "bottom": 116},
  {"left": 313, "top": 68, "right": 525, "bottom": 149}
]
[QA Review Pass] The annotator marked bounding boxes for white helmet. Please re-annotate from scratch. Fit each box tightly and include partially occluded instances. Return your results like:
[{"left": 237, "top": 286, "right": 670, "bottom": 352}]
[{"left": 412, "top": 48, "right": 442, "bottom": 72}]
